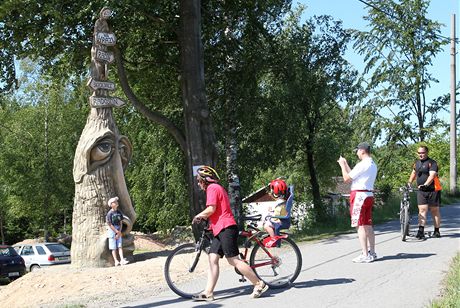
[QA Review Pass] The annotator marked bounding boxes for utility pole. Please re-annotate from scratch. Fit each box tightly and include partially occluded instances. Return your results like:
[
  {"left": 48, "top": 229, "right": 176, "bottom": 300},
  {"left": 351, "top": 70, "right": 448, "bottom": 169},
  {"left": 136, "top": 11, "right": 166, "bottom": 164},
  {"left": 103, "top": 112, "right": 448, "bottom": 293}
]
[{"left": 450, "top": 14, "right": 457, "bottom": 194}]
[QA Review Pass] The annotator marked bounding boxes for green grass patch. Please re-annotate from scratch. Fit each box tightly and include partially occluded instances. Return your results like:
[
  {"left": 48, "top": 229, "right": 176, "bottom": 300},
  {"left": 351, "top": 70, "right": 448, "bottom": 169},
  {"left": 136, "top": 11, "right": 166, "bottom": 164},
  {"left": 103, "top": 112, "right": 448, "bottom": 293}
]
[
  {"left": 133, "top": 249, "right": 153, "bottom": 255},
  {"left": 429, "top": 253, "right": 460, "bottom": 308},
  {"left": 440, "top": 192, "right": 460, "bottom": 206}
]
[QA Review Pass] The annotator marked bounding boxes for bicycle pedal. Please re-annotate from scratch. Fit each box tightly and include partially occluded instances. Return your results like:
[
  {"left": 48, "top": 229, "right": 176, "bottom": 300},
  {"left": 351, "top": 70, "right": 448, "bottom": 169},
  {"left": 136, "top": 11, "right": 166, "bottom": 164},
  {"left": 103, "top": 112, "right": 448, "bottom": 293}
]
[{"left": 239, "top": 277, "right": 247, "bottom": 283}]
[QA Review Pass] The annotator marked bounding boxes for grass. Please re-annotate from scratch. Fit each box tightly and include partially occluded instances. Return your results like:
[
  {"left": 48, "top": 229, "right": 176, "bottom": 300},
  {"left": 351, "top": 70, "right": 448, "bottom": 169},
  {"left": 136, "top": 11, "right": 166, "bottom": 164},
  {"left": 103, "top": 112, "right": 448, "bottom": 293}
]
[{"left": 429, "top": 253, "right": 460, "bottom": 308}]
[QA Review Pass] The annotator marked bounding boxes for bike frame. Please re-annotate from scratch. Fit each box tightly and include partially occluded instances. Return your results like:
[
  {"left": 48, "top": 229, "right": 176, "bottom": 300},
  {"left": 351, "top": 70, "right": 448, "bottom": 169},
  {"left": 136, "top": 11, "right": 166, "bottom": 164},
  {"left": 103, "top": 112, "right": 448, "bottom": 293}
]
[
  {"left": 399, "top": 186, "right": 415, "bottom": 241},
  {"left": 164, "top": 216, "right": 302, "bottom": 298},
  {"left": 197, "top": 220, "right": 287, "bottom": 271},
  {"left": 239, "top": 227, "right": 279, "bottom": 270}
]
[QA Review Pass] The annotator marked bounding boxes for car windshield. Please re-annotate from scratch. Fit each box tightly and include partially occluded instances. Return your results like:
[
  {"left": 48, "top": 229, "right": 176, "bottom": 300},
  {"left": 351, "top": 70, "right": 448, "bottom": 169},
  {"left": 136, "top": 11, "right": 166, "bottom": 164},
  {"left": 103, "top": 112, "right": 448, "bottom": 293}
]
[
  {"left": 45, "top": 244, "right": 70, "bottom": 253},
  {"left": 0, "top": 247, "right": 18, "bottom": 257}
]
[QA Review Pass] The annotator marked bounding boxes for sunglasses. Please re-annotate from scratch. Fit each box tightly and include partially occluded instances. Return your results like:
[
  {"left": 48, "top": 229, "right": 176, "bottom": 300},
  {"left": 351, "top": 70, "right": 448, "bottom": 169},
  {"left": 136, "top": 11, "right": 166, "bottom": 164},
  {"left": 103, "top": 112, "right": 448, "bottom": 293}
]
[{"left": 417, "top": 152, "right": 427, "bottom": 154}]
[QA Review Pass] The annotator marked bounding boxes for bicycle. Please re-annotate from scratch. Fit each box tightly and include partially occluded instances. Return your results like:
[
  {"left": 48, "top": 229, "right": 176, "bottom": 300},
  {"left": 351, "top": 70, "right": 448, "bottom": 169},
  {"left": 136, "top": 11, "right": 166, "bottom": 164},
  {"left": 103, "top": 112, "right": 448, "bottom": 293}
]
[
  {"left": 164, "top": 214, "right": 302, "bottom": 299},
  {"left": 399, "top": 185, "right": 414, "bottom": 241}
]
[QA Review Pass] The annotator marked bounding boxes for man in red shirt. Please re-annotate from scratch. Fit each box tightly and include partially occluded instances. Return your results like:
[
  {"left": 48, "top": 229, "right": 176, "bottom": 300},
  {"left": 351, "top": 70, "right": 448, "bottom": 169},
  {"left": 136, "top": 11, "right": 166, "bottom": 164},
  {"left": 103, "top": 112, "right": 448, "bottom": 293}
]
[{"left": 192, "top": 166, "right": 268, "bottom": 301}]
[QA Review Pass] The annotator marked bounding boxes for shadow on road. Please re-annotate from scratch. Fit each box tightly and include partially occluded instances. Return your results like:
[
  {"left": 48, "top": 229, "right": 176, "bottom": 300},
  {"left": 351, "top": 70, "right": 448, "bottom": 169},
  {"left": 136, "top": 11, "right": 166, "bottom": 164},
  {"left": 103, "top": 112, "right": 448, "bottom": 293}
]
[
  {"left": 121, "top": 286, "right": 248, "bottom": 308},
  {"left": 377, "top": 253, "right": 436, "bottom": 261},
  {"left": 133, "top": 250, "right": 174, "bottom": 262},
  {"left": 121, "top": 278, "right": 355, "bottom": 308},
  {"left": 122, "top": 296, "right": 192, "bottom": 308},
  {"left": 291, "top": 277, "right": 355, "bottom": 289}
]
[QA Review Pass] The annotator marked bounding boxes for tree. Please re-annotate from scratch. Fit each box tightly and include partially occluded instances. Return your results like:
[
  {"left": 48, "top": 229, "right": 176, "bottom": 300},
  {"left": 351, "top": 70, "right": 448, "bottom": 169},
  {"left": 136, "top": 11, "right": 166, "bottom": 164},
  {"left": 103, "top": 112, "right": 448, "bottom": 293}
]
[
  {"left": 0, "top": 63, "right": 87, "bottom": 243},
  {"left": 0, "top": 1, "right": 217, "bottom": 223},
  {"left": 352, "top": 0, "right": 449, "bottom": 143},
  {"left": 201, "top": 0, "right": 291, "bottom": 225},
  {"left": 255, "top": 9, "right": 359, "bottom": 222}
]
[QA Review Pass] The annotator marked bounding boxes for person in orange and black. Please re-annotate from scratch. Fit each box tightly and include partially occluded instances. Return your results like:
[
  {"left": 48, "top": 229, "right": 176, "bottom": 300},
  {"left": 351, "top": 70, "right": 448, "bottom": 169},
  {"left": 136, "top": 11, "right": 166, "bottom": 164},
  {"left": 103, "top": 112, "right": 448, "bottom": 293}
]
[
  {"left": 408, "top": 145, "right": 442, "bottom": 239},
  {"left": 191, "top": 166, "right": 269, "bottom": 301}
]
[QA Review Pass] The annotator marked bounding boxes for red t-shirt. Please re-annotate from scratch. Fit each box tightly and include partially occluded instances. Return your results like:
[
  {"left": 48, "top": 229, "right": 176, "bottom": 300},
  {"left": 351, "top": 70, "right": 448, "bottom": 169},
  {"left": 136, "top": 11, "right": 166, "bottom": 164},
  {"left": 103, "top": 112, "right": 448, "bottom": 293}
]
[{"left": 206, "top": 183, "right": 236, "bottom": 236}]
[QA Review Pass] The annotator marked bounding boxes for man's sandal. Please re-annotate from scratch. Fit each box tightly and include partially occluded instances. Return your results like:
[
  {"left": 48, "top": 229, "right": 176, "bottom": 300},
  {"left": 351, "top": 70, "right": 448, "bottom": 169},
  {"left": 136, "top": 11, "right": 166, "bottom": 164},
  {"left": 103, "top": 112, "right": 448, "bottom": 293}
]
[{"left": 192, "top": 293, "right": 214, "bottom": 301}]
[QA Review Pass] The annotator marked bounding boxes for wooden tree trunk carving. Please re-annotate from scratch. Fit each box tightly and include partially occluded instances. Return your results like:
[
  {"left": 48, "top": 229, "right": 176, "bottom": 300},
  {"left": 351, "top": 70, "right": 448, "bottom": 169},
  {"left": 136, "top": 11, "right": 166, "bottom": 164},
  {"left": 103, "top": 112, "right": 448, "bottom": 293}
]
[{"left": 71, "top": 7, "right": 135, "bottom": 267}]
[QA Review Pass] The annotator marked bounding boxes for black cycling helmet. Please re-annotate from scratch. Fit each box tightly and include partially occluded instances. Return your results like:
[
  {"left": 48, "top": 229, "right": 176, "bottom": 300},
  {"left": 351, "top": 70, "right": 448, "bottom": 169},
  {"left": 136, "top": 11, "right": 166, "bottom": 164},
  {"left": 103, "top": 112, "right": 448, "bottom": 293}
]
[{"left": 196, "top": 166, "right": 220, "bottom": 184}]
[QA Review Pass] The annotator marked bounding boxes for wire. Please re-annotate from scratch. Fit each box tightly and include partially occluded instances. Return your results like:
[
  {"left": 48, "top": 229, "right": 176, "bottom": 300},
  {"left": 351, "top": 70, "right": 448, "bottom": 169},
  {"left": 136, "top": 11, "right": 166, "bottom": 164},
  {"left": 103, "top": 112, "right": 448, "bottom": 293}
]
[{"left": 357, "top": 0, "right": 459, "bottom": 43}]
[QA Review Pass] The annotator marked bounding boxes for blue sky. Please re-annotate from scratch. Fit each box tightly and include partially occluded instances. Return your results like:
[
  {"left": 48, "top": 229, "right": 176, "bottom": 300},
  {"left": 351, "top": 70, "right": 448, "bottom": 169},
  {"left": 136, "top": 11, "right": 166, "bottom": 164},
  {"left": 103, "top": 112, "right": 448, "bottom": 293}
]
[{"left": 295, "top": 0, "right": 459, "bottom": 120}]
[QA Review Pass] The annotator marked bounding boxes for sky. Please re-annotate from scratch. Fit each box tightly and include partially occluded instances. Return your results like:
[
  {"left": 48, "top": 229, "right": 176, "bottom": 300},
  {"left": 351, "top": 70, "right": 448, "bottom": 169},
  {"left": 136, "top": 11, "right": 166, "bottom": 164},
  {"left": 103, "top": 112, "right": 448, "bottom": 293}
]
[{"left": 295, "top": 0, "right": 459, "bottom": 122}]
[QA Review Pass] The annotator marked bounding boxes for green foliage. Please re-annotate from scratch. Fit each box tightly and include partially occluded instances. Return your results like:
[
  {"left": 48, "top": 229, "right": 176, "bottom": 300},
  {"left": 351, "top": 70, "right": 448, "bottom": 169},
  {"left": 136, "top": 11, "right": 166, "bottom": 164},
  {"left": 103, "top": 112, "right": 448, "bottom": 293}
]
[
  {"left": 373, "top": 135, "right": 459, "bottom": 194},
  {"left": 352, "top": 0, "right": 449, "bottom": 143},
  {"left": 0, "top": 64, "right": 88, "bottom": 243},
  {"left": 123, "top": 122, "right": 189, "bottom": 233},
  {"left": 0, "top": 1, "right": 456, "bottom": 243},
  {"left": 251, "top": 8, "right": 359, "bottom": 222}
]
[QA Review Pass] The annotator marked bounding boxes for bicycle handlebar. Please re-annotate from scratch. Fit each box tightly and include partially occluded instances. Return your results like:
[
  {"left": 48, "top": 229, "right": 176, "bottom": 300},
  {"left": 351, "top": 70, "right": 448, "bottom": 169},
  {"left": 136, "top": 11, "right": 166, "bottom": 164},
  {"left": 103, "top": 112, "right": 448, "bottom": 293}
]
[
  {"left": 399, "top": 186, "right": 417, "bottom": 193},
  {"left": 242, "top": 214, "right": 262, "bottom": 221}
]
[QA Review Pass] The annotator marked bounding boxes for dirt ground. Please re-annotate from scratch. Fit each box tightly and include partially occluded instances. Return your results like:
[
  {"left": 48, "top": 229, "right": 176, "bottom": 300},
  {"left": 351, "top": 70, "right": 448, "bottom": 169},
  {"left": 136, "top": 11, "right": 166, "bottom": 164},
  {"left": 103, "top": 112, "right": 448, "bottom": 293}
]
[{"left": 0, "top": 231, "right": 193, "bottom": 308}]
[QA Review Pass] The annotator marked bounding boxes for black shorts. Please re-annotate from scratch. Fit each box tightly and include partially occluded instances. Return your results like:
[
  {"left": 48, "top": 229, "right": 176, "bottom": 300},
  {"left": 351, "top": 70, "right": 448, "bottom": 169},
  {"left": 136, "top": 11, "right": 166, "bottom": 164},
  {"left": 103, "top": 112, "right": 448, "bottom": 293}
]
[
  {"left": 209, "top": 225, "right": 239, "bottom": 258},
  {"left": 417, "top": 190, "right": 441, "bottom": 207}
]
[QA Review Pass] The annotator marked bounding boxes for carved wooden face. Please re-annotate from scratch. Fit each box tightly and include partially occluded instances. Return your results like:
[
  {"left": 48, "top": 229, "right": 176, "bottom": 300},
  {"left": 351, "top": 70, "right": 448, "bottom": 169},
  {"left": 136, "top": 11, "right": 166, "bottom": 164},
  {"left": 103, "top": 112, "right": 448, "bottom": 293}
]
[
  {"left": 73, "top": 115, "right": 132, "bottom": 184},
  {"left": 73, "top": 109, "right": 135, "bottom": 232}
]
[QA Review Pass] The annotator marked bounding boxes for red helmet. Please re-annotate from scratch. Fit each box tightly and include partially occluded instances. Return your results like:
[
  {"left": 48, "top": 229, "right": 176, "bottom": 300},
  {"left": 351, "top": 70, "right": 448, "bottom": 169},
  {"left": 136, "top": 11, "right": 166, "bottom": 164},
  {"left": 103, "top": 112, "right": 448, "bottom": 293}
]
[
  {"left": 269, "top": 179, "right": 287, "bottom": 198},
  {"left": 196, "top": 166, "right": 220, "bottom": 184}
]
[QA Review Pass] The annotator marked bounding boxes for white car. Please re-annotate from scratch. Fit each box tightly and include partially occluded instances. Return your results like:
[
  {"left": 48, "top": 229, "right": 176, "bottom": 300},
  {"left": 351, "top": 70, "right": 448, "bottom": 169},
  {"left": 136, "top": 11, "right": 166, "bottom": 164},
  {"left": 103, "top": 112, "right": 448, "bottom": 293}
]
[{"left": 13, "top": 243, "right": 71, "bottom": 272}]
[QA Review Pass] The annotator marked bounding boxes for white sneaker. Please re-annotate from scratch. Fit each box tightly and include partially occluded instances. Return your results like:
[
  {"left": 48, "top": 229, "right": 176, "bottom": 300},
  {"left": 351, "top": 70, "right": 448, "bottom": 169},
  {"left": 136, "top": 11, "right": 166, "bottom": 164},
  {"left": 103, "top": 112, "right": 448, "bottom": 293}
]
[
  {"left": 114, "top": 260, "right": 120, "bottom": 266},
  {"left": 368, "top": 251, "right": 377, "bottom": 261},
  {"left": 120, "top": 259, "right": 129, "bottom": 265},
  {"left": 352, "top": 253, "right": 373, "bottom": 263}
]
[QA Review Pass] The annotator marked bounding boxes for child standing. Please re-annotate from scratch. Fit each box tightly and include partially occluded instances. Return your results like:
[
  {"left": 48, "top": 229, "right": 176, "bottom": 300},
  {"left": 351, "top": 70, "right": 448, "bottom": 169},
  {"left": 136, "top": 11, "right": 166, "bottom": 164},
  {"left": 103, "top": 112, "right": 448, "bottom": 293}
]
[{"left": 106, "top": 196, "right": 129, "bottom": 266}]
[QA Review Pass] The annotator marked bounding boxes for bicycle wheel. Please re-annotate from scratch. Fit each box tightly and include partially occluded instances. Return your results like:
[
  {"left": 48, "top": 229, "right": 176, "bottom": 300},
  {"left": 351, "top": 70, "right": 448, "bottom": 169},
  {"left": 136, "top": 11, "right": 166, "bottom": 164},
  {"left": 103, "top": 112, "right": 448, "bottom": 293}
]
[
  {"left": 164, "top": 243, "right": 208, "bottom": 298},
  {"left": 249, "top": 237, "right": 302, "bottom": 289},
  {"left": 401, "top": 205, "right": 410, "bottom": 241}
]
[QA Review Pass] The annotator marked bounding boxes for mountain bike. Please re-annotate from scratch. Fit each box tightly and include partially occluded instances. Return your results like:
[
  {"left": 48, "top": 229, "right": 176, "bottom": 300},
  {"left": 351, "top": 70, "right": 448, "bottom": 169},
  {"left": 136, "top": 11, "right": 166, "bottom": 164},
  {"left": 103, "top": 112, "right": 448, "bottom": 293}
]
[
  {"left": 164, "top": 214, "right": 302, "bottom": 299},
  {"left": 399, "top": 186, "right": 414, "bottom": 241}
]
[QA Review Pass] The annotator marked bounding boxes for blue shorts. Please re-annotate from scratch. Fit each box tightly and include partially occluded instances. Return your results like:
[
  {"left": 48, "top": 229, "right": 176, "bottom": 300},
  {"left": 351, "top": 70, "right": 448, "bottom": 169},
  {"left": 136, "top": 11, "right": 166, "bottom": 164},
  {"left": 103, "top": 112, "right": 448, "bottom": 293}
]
[
  {"left": 108, "top": 236, "right": 122, "bottom": 250},
  {"left": 108, "top": 226, "right": 122, "bottom": 250}
]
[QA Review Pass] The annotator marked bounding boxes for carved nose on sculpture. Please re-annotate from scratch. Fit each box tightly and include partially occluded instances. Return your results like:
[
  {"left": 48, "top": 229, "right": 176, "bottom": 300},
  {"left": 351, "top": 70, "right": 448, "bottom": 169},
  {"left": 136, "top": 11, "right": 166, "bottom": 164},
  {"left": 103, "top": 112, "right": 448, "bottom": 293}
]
[{"left": 112, "top": 146, "right": 136, "bottom": 234}]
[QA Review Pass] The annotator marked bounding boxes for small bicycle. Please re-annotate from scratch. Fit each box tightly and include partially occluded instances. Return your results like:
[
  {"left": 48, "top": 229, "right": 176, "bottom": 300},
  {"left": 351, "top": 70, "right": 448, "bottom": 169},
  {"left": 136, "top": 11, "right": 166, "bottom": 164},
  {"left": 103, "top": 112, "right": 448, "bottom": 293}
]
[
  {"left": 164, "top": 214, "right": 302, "bottom": 298},
  {"left": 399, "top": 186, "right": 414, "bottom": 241}
]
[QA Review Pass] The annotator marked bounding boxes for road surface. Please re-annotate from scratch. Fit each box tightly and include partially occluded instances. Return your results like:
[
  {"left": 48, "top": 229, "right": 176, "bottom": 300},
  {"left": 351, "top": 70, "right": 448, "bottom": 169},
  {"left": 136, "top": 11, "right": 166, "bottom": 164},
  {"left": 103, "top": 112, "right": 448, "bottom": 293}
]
[{"left": 123, "top": 204, "right": 460, "bottom": 308}]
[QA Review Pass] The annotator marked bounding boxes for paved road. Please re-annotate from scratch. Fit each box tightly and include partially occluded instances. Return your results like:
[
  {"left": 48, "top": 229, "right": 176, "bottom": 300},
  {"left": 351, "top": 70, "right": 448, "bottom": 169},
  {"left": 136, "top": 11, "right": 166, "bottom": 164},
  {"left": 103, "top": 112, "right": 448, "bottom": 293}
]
[{"left": 123, "top": 204, "right": 460, "bottom": 308}]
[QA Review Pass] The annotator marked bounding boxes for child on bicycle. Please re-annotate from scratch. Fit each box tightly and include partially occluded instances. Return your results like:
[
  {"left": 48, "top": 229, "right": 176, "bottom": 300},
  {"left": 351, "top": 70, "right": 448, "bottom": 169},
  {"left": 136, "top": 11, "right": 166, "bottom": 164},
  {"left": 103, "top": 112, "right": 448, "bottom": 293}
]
[
  {"left": 192, "top": 166, "right": 269, "bottom": 301},
  {"left": 263, "top": 179, "right": 289, "bottom": 246}
]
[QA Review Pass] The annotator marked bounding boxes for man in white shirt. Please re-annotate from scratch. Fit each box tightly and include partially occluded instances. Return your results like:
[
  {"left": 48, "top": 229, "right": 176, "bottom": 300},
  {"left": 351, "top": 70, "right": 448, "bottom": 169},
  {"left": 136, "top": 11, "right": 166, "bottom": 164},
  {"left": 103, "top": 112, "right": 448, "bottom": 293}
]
[{"left": 337, "top": 142, "right": 378, "bottom": 263}]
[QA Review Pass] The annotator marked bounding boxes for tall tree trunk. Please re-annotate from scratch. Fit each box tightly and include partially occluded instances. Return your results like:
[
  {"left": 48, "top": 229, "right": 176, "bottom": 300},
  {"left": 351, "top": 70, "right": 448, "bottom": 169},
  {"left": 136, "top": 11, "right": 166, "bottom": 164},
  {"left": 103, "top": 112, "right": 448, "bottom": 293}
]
[
  {"left": 415, "top": 78, "right": 425, "bottom": 142},
  {"left": 306, "top": 139, "right": 325, "bottom": 222},
  {"left": 43, "top": 101, "right": 50, "bottom": 242},
  {"left": 179, "top": 0, "right": 218, "bottom": 225},
  {"left": 0, "top": 211, "right": 4, "bottom": 245},
  {"left": 226, "top": 125, "right": 243, "bottom": 229}
]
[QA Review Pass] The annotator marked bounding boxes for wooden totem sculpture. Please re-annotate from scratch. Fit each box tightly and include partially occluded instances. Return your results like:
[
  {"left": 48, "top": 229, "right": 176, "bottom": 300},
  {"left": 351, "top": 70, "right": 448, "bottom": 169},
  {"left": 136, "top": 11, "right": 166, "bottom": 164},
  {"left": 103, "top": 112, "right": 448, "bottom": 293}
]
[{"left": 72, "top": 7, "right": 136, "bottom": 267}]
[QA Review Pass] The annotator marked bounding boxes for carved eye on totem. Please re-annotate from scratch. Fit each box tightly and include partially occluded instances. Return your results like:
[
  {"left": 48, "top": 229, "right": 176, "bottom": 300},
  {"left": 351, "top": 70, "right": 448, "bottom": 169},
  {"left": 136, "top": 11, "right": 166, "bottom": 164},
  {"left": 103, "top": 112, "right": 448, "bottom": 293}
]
[
  {"left": 90, "top": 137, "right": 115, "bottom": 167},
  {"left": 118, "top": 136, "right": 132, "bottom": 171}
]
